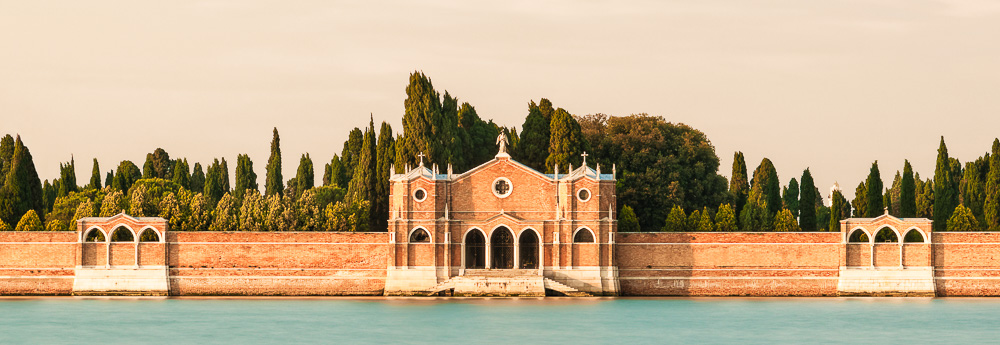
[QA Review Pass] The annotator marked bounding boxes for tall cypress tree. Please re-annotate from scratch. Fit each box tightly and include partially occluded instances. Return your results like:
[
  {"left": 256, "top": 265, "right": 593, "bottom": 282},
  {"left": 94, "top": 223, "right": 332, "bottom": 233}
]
[
  {"left": 900, "top": 160, "right": 916, "bottom": 217},
  {"left": 325, "top": 155, "right": 347, "bottom": 188},
  {"left": 104, "top": 171, "right": 113, "bottom": 189},
  {"left": 783, "top": 177, "right": 800, "bottom": 219},
  {"left": 960, "top": 156, "right": 988, "bottom": 225},
  {"left": 0, "top": 136, "right": 44, "bottom": 226},
  {"left": 852, "top": 181, "right": 867, "bottom": 217},
  {"left": 112, "top": 160, "right": 141, "bottom": 193},
  {"left": 220, "top": 158, "right": 230, "bottom": 193},
  {"left": 515, "top": 101, "right": 550, "bottom": 171},
  {"left": 234, "top": 154, "right": 258, "bottom": 200},
  {"left": 730, "top": 152, "right": 750, "bottom": 217},
  {"left": 396, "top": 72, "right": 444, "bottom": 170},
  {"left": 374, "top": 121, "right": 395, "bottom": 232},
  {"left": 934, "top": 137, "right": 957, "bottom": 231},
  {"left": 265, "top": 128, "right": 283, "bottom": 197},
  {"left": 142, "top": 155, "right": 156, "bottom": 179},
  {"left": 172, "top": 159, "right": 190, "bottom": 190},
  {"left": 799, "top": 169, "right": 817, "bottom": 231},
  {"left": 89, "top": 158, "right": 101, "bottom": 190},
  {"left": 57, "top": 157, "right": 77, "bottom": 197},
  {"left": 865, "top": 161, "right": 884, "bottom": 217},
  {"left": 347, "top": 122, "right": 376, "bottom": 206},
  {"left": 148, "top": 148, "right": 172, "bottom": 179},
  {"left": 295, "top": 154, "right": 314, "bottom": 199},
  {"left": 749, "top": 158, "right": 781, "bottom": 217},
  {"left": 0, "top": 134, "right": 14, "bottom": 188},
  {"left": 341, "top": 128, "right": 363, "bottom": 180},
  {"left": 545, "top": 108, "right": 587, "bottom": 173},
  {"left": 204, "top": 158, "right": 229, "bottom": 205},
  {"left": 986, "top": 139, "right": 1000, "bottom": 230},
  {"left": 458, "top": 102, "right": 500, "bottom": 168},
  {"left": 829, "top": 189, "right": 846, "bottom": 231},
  {"left": 190, "top": 163, "right": 206, "bottom": 193}
]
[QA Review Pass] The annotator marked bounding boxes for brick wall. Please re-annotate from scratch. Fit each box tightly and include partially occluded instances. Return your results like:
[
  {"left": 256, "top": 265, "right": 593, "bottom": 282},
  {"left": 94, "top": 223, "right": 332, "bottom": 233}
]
[
  {"left": 0, "top": 232, "right": 76, "bottom": 295},
  {"left": 933, "top": 232, "right": 1000, "bottom": 296}
]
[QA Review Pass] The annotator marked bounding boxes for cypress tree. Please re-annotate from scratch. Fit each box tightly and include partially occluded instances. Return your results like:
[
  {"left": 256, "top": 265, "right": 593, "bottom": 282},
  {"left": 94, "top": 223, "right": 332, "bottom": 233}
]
[
  {"left": 89, "top": 158, "right": 101, "bottom": 190},
  {"left": 104, "top": 171, "right": 113, "bottom": 189},
  {"left": 441, "top": 92, "right": 468, "bottom": 171},
  {"left": 900, "top": 160, "right": 916, "bottom": 217},
  {"left": 715, "top": 203, "right": 737, "bottom": 232},
  {"left": 799, "top": 168, "right": 817, "bottom": 231},
  {"left": 234, "top": 154, "right": 258, "bottom": 200},
  {"left": 458, "top": 102, "right": 500, "bottom": 168},
  {"left": 947, "top": 204, "right": 980, "bottom": 231},
  {"left": 866, "top": 161, "right": 884, "bottom": 217},
  {"left": 190, "top": 163, "right": 206, "bottom": 194},
  {"left": 347, "top": 120, "right": 376, "bottom": 224},
  {"left": 0, "top": 136, "right": 44, "bottom": 226},
  {"left": 220, "top": 158, "right": 230, "bottom": 193},
  {"left": 686, "top": 209, "right": 701, "bottom": 231},
  {"left": 697, "top": 207, "right": 715, "bottom": 232},
  {"left": 57, "top": 157, "right": 77, "bottom": 197},
  {"left": 149, "top": 148, "right": 172, "bottom": 180},
  {"left": 295, "top": 154, "right": 314, "bottom": 199},
  {"left": 204, "top": 159, "right": 228, "bottom": 205},
  {"left": 515, "top": 101, "right": 550, "bottom": 171},
  {"left": 888, "top": 172, "right": 902, "bottom": 215},
  {"left": 618, "top": 205, "right": 640, "bottom": 232},
  {"left": 960, "top": 156, "right": 989, "bottom": 225},
  {"left": 329, "top": 155, "right": 348, "bottom": 188},
  {"left": 852, "top": 181, "right": 867, "bottom": 217},
  {"left": 774, "top": 209, "right": 800, "bottom": 232},
  {"left": 730, "top": 152, "right": 750, "bottom": 216},
  {"left": 374, "top": 121, "right": 395, "bottom": 232},
  {"left": 172, "top": 159, "right": 190, "bottom": 190},
  {"left": 986, "top": 139, "right": 1000, "bottom": 230},
  {"left": 396, "top": 72, "right": 448, "bottom": 170},
  {"left": 265, "top": 128, "right": 283, "bottom": 197},
  {"left": 782, "top": 177, "right": 800, "bottom": 219},
  {"left": 0, "top": 134, "right": 14, "bottom": 187},
  {"left": 14, "top": 209, "right": 43, "bottom": 232},
  {"left": 934, "top": 137, "right": 957, "bottom": 231},
  {"left": 142, "top": 155, "right": 155, "bottom": 179},
  {"left": 829, "top": 189, "right": 845, "bottom": 231},
  {"left": 341, "top": 128, "right": 363, "bottom": 180},
  {"left": 545, "top": 108, "right": 587, "bottom": 173},
  {"left": 662, "top": 206, "right": 686, "bottom": 232},
  {"left": 749, "top": 158, "right": 781, "bottom": 217}
]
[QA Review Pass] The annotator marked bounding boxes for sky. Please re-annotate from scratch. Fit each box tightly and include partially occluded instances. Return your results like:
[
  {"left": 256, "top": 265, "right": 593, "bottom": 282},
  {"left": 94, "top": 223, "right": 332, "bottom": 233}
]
[{"left": 2, "top": 0, "right": 1000, "bottom": 203}]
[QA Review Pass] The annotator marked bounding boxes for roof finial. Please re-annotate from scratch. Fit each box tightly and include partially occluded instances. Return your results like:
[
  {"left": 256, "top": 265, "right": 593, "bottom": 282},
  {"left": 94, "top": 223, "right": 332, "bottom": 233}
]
[
  {"left": 884, "top": 207, "right": 889, "bottom": 215},
  {"left": 496, "top": 132, "right": 509, "bottom": 157},
  {"left": 581, "top": 152, "right": 589, "bottom": 167},
  {"left": 417, "top": 152, "right": 425, "bottom": 167}
]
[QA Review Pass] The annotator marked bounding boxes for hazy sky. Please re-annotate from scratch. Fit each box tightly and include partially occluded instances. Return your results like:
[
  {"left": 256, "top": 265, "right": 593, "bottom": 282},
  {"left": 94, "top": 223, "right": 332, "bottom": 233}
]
[{"left": 3, "top": 0, "right": 1000, "bottom": 202}]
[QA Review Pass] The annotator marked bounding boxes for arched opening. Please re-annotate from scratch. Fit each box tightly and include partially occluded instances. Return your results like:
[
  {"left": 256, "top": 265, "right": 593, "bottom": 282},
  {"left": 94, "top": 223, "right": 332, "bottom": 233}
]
[
  {"left": 464, "top": 230, "right": 486, "bottom": 269},
  {"left": 491, "top": 227, "right": 514, "bottom": 269},
  {"left": 904, "top": 229, "right": 925, "bottom": 243},
  {"left": 874, "top": 227, "right": 898, "bottom": 243},
  {"left": 139, "top": 229, "right": 160, "bottom": 242},
  {"left": 110, "top": 226, "right": 134, "bottom": 242},
  {"left": 574, "top": 228, "right": 595, "bottom": 243},
  {"left": 519, "top": 229, "right": 539, "bottom": 269},
  {"left": 84, "top": 229, "right": 106, "bottom": 242},
  {"left": 848, "top": 229, "right": 869, "bottom": 243},
  {"left": 409, "top": 228, "right": 430, "bottom": 243}
]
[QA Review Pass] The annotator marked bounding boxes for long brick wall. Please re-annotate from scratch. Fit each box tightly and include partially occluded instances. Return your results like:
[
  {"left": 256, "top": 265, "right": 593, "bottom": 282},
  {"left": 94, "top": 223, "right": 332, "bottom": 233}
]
[
  {"left": 933, "top": 232, "right": 1000, "bottom": 296},
  {"left": 615, "top": 232, "right": 843, "bottom": 296},
  {"left": 0, "top": 232, "right": 77, "bottom": 295}
]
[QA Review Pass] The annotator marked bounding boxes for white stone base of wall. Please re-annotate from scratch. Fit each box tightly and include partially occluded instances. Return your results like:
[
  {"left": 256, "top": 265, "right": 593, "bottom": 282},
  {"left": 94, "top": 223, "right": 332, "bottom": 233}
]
[
  {"left": 545, "top": 266, "right": 619, "bottom": 296},
  {"left": 383, "top": 266, "right": 619, "bottom": 296},
  {"left": 72, "top": 266, "right": 169, "bottom": 296},
  {"left": 837, "top": 266, "right": 935, "bottom": 296}
]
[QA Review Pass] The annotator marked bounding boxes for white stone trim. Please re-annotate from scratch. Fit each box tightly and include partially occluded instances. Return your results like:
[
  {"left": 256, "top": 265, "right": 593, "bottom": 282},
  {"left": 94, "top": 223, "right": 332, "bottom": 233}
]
[
  {"left": 572, "top": 227, "right": 596, "bottom": 243},
  {"left": 491, "top": 177, "right": 513, "bottom": 199},
  {"left": 82, "top": 226, "right": 108, "bottom": 243},
  {"left": 577, "top": 188, "right": 592, "bottom": 202},
  {"left": 109, "top": 224, "right": 138, "bottom": 243},
  {"left": 407, "top": 227, "right": 432, "bottom": 243},
  {"left": 412, "top": 188, "right": 427, "bottom": 202}
]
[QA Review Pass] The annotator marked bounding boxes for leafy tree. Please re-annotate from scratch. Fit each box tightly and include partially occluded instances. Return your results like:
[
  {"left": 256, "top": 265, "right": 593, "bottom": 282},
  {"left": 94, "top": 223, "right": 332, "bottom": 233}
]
[
  {"left": 749, "top": 158, "right": 781, "bottom": 218},
  {"left": 324, "top": 155, "right": 348, "bottom": 188},
  {"left": 730, "top": 152, "right": 750, "bottom": 216},
  {"left": 697, "top": 207, "right": 715, "bottom": 232},
  {"left": 739, "top": 198, "right": 770, "bottom": 232},
  {"left": 774, "top": 209, "right": 801, "bottom": 232},
  {"left": 662, "top": 206, "right": 686, "bottom": 232},
  {"left": 618, "top": 205, "right": 640, "bottom": 232},
  {"left": 947, "top": 204, "right": 980, "bottom": 231},
  {"left": 209, "top": 193, "right": 238, "bottom": 231},
  {"left": 190, "top": 163, "right": 206, "bottom": 193},
  {"left": 0, "top": 136, "right": 45, "bottom": 227},
  {"left": 99, "top": 190, "right": 125, "bottom": 217},
  {"left": 934, "top": 137, "right": 958, "bottom": 231},
  {"left": 0, "top": 220, "right": 9, "bottom": 231},
  {"left": 852, "top": 182, "right": 867, "bottom": 217},
  {"left": 782, "top": 178, "right": 799, "bottom": 219},
  {"left": 295, "top": 154, "right": 314, "bottom": 199},
  {"left": 14, "top": 210, "right": 43, "bottom": 231},
  {"left": 715, "top": 203, "right": 737, "bottom": 232},
  {"left": 799, "top": 168, "right": 817, "bottom": 231},
  {"left": 185, "top": 193, "right": 212, "bottom": 231},
  {"left": 515, "top": 101, "right": 550, "bottom": 171},
  {"left": 157, "top": 192, "right": 183, "bottom": 231},
  {"left": 986, "top": 139, "right": 1000, "bottom": 230},
  {"left": 374, "top": 121, "right": 395, "bottom": 232},
  {"left": 900, "top": 160, "right": 916, "bottom": 217},
  {"left": 48, "top": 189, "right": 104, "bottom": 231},
  {"left": 234, "top": 154, "right": 258, "bottom": 200},
  {"left": 128, "top": 184, "right": 150, "bottom": 217},
  {"left": 544, "top": 108, "right": 587, "bottom": 173},
  {"left": 112, "top": 160, "right": 141, "bottom": 193},
  {"left": 296, "top": 189, "right": 324, "bottom": 231},
  {"left": 238, "top": 189, "right": 266, "bottom": 232},
  {"left": 45, "top": 219, "right": 64, "bottom": 231},
  {"left": 71, "top": 199, "right": 96, "bottom": 228},
  {"left": 325, "top": 200, "right": 370, "bottom": 232},
  {"left": 172, "top": 159, "right": 190, "bottom": 190},
  {"left": 865, "top": 161, "right": 884, "bottom": 217},
  {"left": 88, "top": 159, "right": 101, "bottom": 189},
  {"left": 458, "top": 102, "right": 501, "bottom": 168},
  {"left": 265, "top": 128, "right": 284, "bottom": 197},
  {"left": 686, "top": 209, "right": 701, "bottom": 231}
]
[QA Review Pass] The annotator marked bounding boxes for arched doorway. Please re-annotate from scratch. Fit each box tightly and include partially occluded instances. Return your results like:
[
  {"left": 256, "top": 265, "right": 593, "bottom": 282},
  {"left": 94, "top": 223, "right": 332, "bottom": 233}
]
[
  {"left": 465, "top": 230, "right": 486, "bottom": 269},
  {"left": 491, "top": 227, "right": 514, "bottom": 269},
  {"left": 519, "top": 229, "right": 539, "bottom": 269}
]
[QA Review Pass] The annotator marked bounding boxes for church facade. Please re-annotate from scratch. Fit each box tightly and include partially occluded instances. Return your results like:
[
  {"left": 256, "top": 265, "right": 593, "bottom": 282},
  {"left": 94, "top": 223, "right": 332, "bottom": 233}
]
[{"left": 383, "top": 141, "right": 619, "bottom": 296}]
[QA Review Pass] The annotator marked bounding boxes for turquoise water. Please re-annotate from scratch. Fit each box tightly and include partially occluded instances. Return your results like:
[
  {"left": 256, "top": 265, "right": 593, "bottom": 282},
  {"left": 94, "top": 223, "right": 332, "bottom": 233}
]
[{"left": 1, "top": 297, "right": 998, "bottom": 344}]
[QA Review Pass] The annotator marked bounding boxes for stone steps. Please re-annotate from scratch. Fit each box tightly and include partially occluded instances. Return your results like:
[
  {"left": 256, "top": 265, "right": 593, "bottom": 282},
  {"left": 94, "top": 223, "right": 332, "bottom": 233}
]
[{"left": 543, "top": 278, "right": 591, "bottom": 297}]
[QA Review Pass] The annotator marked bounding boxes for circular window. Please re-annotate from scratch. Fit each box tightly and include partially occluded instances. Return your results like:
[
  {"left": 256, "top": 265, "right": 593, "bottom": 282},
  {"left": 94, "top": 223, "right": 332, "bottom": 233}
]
[
  {"left": 413, "top": 188, "right": 427, "bottom": 202},
  {"left": 492, "top": 177, "right": 512, "bottom": 198},
  {"left": 577, "top": 188, "right": 591, "bottom": 202}
]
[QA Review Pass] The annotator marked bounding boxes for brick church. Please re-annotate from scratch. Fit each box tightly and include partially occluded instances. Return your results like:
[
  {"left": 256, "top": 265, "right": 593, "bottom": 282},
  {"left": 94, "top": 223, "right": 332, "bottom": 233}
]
[{"left": 383, "top": 134, "right": 619, "bottom": 296}]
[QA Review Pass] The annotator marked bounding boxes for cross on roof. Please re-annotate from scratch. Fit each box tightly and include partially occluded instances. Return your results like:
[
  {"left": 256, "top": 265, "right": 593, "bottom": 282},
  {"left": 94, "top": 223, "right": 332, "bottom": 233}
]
[
  {"left": 418, "top": 152, "right": 425, "bottom": 167},
  {"left": 581, "top": 151, "right": 588, "bottom": 166}
]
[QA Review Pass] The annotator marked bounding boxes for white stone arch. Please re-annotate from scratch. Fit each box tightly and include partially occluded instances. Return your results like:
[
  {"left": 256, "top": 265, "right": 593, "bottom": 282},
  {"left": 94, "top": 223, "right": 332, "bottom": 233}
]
[
  {"left": 488, "top": 224, "right": 515, "bottom": 239},
  {"left": 137, "top": 226, "right": 163, "bottom": 243},
  {"left": 572, "top": 226, "right": 597, "bottom": 243},
  {"left": 488, "top": 225, "right": 516, "bottom": 269},
  {"left": 463, "top": 227, "right": 486, "bottom": 243},
  {"left": 517, "top": 227, "right": 542, "bottom": 270},
  {"left": 82, "top": 226, "right": 107, "bottom": 243},
  {"left": 847, "top": 227, "right": 871, "bottom": 243},
  {"left": 873, "top": 224, "right": 902, "bottom": 243},
  {"left": 461, "top": 227, "right": 487, "bottom": 270},
  {"left": 407, "top": 226, "right": 432, "bottom": 243},
  {"left": 902, "top": 227, "right": 929, "bottom": 244},
  {"left": 109, "top": 223, "right": 138, "bottom": 243}
]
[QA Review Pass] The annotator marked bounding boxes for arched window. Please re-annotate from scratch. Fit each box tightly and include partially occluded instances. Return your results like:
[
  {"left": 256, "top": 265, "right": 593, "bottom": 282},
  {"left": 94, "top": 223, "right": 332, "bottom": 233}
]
[
  {"left": 139, "top": 229, "right": 160, "bottom": 242},
  {"left": 574, "top": 228, "right": 595, "bottom": 243},
  {"left": 409, "top": 228, "right": 430, "bottom": 243},
  {"left": 848, "top": 229, "right": 869, "bottom": 243},
  {"left": 874, "top": 227, "right": 898, "bottom": 243},
  {"left": 110, "top": 226, "right": 134, "bottom": 242},
  {"left": 519, "top": 229, "right": 539, "bottom": 269},
  {"left": 491, "top": 227, "right": 514, "bottom": 269},
  {"left": 904, "top": 229, "right": 925, "bottom": 243},
  {"left": 465, "top": 230, "right": 486, "bottom": 269},
  {"left": 84, "top": 229, "right": 106, "bottom": 242}
]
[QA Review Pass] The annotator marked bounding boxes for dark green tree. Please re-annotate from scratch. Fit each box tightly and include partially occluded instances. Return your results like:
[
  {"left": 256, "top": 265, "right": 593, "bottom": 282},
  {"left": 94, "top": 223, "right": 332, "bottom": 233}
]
[
  {"left": 545, "top": 108, "right": 587, "bottom": 173},
  {"left": 986, "top": 139, "right": 1000, "bottom": 230},
  {"left": 750, "top": 158, "right": 781, "bottom": 217},
  {"left": 374, "top": 121, "right": 395, "bottom": 231},
  {"left": 715, "top": 203, "right": 737, "bottom": 232},
  {"left": 799, "top": 168, "right": 817, "bottom": 231},
  {"left": 458, "top": 102, "right": 501, "bottom": 168},
  {"left": 325, "top": 155, "right": 348, "bottom": 188},
  {"left": 730, "top": 152, "right": 750, "bottom": 216},
  {"left": 347, "top": 120, "right": 377, "bottom": 229},
  {"left": 147, "top": 148, "right": 172, "bottom": 179},
  {"left": 618, "top": 205, "right": 640, "bottom": 232},
  {"left": 104, "top": 171, "right": 113, "bottom": 189},
  {"left": 88, "top": 159, "right": 101, "bottom": 190},
  {"left": 234, "top": 154, "right": 258, "bottom": 200},
  {"left": 948, "top": 204, "right": 980, "bottom": 231},
  {"left": 829, "top": 189, "right": 849, "bottom": 231},
  {"left": 852, "top": 181, "right": 867, "bottom": 217},
  {"left": 900, "top": 160, "right": 916, "bottom": 217},
  {"left": 341, "top": 128, "right": 363, "bottom": 179},
  {"left": 866, "top": 161, "right": 884, "bottom": 217},
  {"left": 265, "top": 128, "right": 284, "bottom": 197},
  {"left": 190, "top": 163, "right": 206, "bottom": 194},
  {"left": 515, "top": 101, "right": 550, "bottom": 171},
  {"left": 171, "top": 159, "right": 190, "bottom": 190},
  {"left": 0, "top": 135, "right": 14, "bottom": 187},
  {"left": 203, "top": 158, "right": 230, "bottom": 205},
  {"left": 295, "top": 154, "right": 314, "bottom": 199},
  {"left": 960, "top": 155, "right": 989, "bottom": 225},
  {"left": 782, "top": 177, "right": 799, "bottom": 219},
  {"left": 142, "top": 155, "right": 155, "bottom": 179},
  {"left": 934, "top": 137, "right": 958, "bottom": 231},
  {"left": 663, "top": 206, "right": 686, "bottom": 232},
  {"left": 0, "top": 136, "right": 45, "bottom": 226},
  {"left": 112, "top": 160, "right": 141, "bottom": 193},
  {"left": 57, "top": 157, "right": 77, "bottom": 197}
]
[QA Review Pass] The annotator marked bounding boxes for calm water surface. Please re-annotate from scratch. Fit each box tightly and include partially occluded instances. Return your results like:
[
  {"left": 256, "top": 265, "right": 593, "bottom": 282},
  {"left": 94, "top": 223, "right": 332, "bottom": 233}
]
[{"left": 1, "top": 297, "right": 997, "bottom": 344}]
